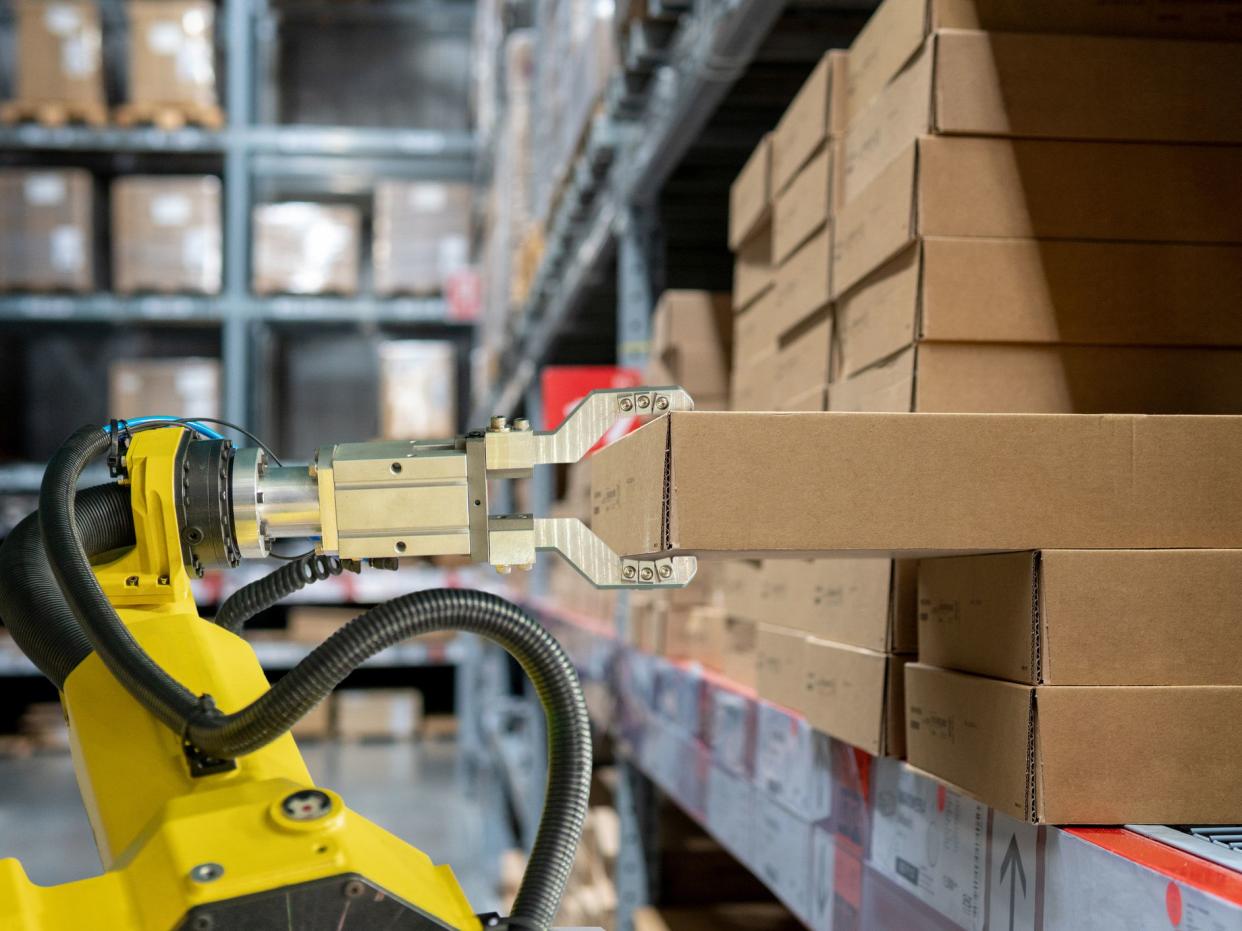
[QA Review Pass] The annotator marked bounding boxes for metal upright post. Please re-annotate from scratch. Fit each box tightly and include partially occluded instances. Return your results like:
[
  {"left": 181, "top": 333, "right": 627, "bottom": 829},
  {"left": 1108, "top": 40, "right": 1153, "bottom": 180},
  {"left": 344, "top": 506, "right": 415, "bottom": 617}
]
[
  {"left": 616, "top": 201, "right": 664, "bottom": 370},
  {"left": 223, "top": 0, "right": 254, "bottom": 427},
  {"left": 615, "top": 759, "right": 661, "bottom": 930}
]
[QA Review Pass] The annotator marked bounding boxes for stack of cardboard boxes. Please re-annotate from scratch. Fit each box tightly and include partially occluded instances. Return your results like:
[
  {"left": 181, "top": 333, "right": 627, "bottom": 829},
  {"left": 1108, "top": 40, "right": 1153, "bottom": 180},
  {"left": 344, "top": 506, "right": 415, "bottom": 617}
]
[
  {"left": 0, "top": 169, "right": 95, "bottom": 292},
  {"left": 117, "top": 0, "right": 221, "bottom": 128},
  {"left": 3, "top": 0, "right": 106, "bottom": 124},
  {"left": 251, "top": 203, "right": 362, "bottom": 296},
  {"left": 373, "top": 181, "right": 472, "bottom": 297},
  {"left": 112, "top": 175, "right": 222, "bottom": 294}
]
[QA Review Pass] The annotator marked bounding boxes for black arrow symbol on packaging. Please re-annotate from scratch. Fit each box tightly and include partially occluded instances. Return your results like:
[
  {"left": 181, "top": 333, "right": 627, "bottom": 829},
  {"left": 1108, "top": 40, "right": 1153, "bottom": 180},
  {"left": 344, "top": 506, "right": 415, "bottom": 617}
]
[{"left": 1000, "top": 833, "right": 1028, "bottom": 931}]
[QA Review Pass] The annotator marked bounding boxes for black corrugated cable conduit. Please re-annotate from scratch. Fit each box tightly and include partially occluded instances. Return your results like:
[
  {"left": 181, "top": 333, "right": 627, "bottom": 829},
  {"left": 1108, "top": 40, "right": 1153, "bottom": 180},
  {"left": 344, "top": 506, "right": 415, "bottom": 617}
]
[
  {"left": 38, "top": 425, "right": 590, "bottom": 930},
  {"left": 211, "top": 552, "right": 347, "bottom": 634}
]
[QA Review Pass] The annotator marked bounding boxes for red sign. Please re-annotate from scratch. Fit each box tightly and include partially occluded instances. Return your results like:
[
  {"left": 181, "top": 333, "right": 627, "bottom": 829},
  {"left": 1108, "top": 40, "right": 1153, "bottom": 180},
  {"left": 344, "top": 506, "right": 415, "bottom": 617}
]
[{"left": 541, "top": 365, "right": 643, "bottom": 455}]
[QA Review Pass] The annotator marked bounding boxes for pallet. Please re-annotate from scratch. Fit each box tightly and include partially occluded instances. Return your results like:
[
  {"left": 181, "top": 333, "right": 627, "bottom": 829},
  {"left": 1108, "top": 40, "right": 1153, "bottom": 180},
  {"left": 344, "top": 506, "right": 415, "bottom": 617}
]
[
  {"left": 0, "top": 99, "right": 107, "bottom": 128},
  {"left": 113, "top": 101, "right": 225, "bottom": 132}
]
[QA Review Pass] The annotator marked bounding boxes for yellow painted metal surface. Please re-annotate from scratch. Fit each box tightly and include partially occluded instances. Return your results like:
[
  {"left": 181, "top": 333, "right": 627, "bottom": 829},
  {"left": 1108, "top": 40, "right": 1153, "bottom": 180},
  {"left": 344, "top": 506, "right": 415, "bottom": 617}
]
[{"left": 0, "top": 428, "right": 481, "bottom": 930}]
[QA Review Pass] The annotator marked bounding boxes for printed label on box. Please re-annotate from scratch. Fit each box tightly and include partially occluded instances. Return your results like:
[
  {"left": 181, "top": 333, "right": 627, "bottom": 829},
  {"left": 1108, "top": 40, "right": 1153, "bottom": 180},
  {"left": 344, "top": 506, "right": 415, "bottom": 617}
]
[
  {"left": 869, "top": 758, "right": 987, "bottom": 930},
  {"left": 756, "top": 793, "right": 814, "bottom": 920},
  {"left": 49, "top": 226, "right": 83, "bottom": 273},
  {"left": 25, "top": 175, "right": 66, "bottom": 206},
  {"left": 44, "top": 4, "right": 81, "bottom": 35},
  {"left": 146, "top": 21, "right": 184, "bottom": 55},
  {"left": 150, "top": 194, "right": 192, "bottom": 227}
]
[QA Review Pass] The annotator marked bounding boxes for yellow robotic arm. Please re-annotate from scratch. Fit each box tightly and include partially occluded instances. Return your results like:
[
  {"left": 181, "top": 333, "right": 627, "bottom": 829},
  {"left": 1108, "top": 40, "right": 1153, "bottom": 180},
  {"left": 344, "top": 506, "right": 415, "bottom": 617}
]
[{"left": 0, "top": 389, "right": 690, "bottom": 931}]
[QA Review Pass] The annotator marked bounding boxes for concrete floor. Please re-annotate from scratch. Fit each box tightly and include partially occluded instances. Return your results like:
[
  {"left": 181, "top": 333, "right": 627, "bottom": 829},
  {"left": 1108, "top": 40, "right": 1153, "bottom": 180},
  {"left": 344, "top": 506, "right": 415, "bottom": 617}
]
[{"left": 0, "top": 739, "right": 498, "bottom": 913}]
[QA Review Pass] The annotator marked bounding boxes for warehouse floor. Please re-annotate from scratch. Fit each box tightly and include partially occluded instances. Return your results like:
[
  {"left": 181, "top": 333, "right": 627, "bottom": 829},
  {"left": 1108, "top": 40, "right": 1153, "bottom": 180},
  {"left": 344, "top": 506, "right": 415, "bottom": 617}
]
[{"left": 0, "top": 740, "right": 498, "bottom": 912}]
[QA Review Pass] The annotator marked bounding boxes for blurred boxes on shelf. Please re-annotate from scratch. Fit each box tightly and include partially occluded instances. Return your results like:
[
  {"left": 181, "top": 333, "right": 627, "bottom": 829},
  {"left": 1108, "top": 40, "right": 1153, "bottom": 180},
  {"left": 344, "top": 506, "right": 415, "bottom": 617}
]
[
  {"left": 112, "top": 175, "right": 221, "bottom": 294},
  {"left": 772, "top": 50, "right": 847, "bottom": 196},
  {"left": 123, "top": 1, "right": 218, "bottom": 112},
  {"left": 108, "top": 357, "right": 220, "bottom": 421},
  {"left": 8, "top": 0, "right": 105, "bottom": 118},
  {"left": 644, "top": 290, "right": 732, "bottom": 409},
  {"left": 335, "top": 689, "right": 423, "bottom": 742},
  {"left": 286, "top": 607, "right": 357, "bottom": 644},
  {"left": 378, "top": 340, "right": 458, "bottom": 439},
  {"left": 290, "top": 698, "right": 332, "bottom": 741},
  {"left": 373, "top": 181, "right": 472, "bottom": 296},
  {"left": 0, "top": 168, "right": 94, "bottom": 292},
  {"left": 728, "top": 134, "right": 771, "bottom": 251},
  {"left": 252, "top": 202, "right": 361, "bottom": 296}
]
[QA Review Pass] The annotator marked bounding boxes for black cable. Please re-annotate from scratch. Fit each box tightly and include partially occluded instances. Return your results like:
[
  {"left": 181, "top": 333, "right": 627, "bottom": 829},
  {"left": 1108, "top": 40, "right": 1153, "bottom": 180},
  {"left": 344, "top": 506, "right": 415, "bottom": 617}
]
[
  {"left": 212, "top": 553, "right": 348, "bottom": 633},
  {"left": 39, "top": 425, "right": 590, "bottom": 929},
  {"left": 172, "top": 417, "right": 284, "bottom": 465}
]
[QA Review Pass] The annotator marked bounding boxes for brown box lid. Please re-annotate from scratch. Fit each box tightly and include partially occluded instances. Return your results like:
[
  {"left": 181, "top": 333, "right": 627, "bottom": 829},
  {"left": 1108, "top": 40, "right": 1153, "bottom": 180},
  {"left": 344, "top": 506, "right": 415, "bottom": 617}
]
[
  {"left": 836, "top": 239, "right": 1242, "bottom": 381},
  {"left": 919, "top": 550, "right": 1242, "bottom": 685},
  {"left": 732, "top": 221, "right": 774, "bottom": 313},
  {"left": 772, "top": 144, "right": 832, "bottom": 264},
  {"left": 830, "top": 342, "right": 1242, "bottom": 415},
  {"left": 773, "top": 50, "right": 849, "bottom": 194},
  {"left": 844, "top": 0, "right": 1242, "bottom": 127},
  {"left": 906, "top": 663, "right": 1242, "bottom": 824},
  {"left": 771, "top": 225, "right": 831, "bottom": 343},
  {"left": 842, "top": 30, "right": 1242, "bottom": 208},
  {"left": 590, "top": 411, "right": 1242, "bottom": 558},
  {"left": 832, "top": 136, "right": 1242, "bottom": 298},
  {"left": 802, "top": 637, "right": 908, "bottom": 757},
  {"left": 729, "top": 135, "right": 772, "bottom": 250}
]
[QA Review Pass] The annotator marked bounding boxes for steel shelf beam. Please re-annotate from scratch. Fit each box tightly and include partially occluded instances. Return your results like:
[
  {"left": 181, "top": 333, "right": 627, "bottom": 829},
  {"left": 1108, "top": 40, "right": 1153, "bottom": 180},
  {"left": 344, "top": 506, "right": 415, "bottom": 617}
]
[
  {"left": 0, "top": 294, "right": 225, "bottom": 323},
  {"left": 0, "top": 124, "right": 227, "bottom": 153}
]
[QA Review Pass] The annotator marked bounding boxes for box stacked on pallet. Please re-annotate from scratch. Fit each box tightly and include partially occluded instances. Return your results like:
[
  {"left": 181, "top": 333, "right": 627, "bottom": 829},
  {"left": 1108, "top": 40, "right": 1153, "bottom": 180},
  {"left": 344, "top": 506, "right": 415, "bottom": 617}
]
[
  {"left": 112, "top": 175, "right": 221, "bottom": 294},
  {"left": 2, "top": 0, "right": 106, "bottom": 126},
  {"left": 909, "top": 551, "right": 1242, "bottom": 824},
  {"left": 118, "top": 1, "right": 222, "bottom": 129},
  {"left": 0, "top": 169, "right": 94, "bottom": 292},
  {"left": 251, "top": 203, "right": 361, "bottom": 296},
  {"left": 830, "top": 0, "right": 1242, "bottom": 413},
  {"left": 372, "top": 182, "right": 472, "bottom": 297}
]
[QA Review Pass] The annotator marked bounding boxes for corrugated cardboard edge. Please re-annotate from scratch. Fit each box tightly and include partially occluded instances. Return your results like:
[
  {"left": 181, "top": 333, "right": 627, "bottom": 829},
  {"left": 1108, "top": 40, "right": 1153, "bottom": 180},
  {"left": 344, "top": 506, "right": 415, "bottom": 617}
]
[
  {"left": 1031, "top": 551, "right": 1044, "bottom": 685},
  {"left": 661, "top": 414, "right": 674, "bottom": 553}
]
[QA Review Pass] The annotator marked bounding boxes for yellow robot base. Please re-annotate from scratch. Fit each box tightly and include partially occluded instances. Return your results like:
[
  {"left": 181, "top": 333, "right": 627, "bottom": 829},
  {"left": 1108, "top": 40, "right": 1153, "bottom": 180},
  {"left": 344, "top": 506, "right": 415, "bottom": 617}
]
[{"left": 0, "top": 428, "right": 482, "bottom": 930}]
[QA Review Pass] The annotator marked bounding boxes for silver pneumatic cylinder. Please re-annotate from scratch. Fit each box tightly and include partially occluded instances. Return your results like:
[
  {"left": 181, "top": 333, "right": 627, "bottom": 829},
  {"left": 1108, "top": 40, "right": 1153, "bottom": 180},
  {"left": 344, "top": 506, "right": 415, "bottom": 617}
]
[{"left": 231, "top": 447, "right": 321, "bottom": 558}]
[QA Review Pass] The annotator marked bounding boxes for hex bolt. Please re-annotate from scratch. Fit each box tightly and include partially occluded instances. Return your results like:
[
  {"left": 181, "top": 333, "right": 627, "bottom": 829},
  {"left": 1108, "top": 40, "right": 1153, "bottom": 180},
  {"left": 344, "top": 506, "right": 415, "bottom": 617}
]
[
  {"left": 655, "top": 395, "right": 670, "bottom": 410},
  {"left": 640, "top": 567, "right": 655, "bottom": 582},
  {"left": 658, "top": 565, "right": 672, "bottom": 580},
  {"left": 189, "top": 862, "right": 224, "bottom": 884},
  {"left": 622, "top": 565, "right": 637, "bottom": 580},
  {"left": 125, "top": 575, "right": 139, "bottom": 587},
  {"left": 619, "top": 397, "right": 635, "bottom": 412}
]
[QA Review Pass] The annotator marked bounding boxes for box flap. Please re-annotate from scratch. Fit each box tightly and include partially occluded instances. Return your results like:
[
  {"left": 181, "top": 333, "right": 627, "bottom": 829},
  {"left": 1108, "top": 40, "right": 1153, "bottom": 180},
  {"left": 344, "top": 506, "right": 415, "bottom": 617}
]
[
  {"left": 828, "top": 346, "right": 916, "bottom": 413},
  {"left": 589, "top": 414, "right": 670, "bottom": 558},
  {"left": 729, "top": 134, "right": 772, "bottom": 250},
  {"left": 773, "top": 51, "right": 847, "bottom": 194},
  {"left": 920, "top": 239, "right": 1242, "bottom": 347},
  {"left": 1036, "top": 686, "right": 1242, "bottom": 824},
  {"left": 773, "top": 145, "right": 832, "bottom": 264},
  {"left": 905, "top": 663, "right": 1034, "bottom": 821},
  {"left": 802, "top": 637, "right": 893, "bottom": 756},
  {"left": 836, "top": 242, "right": 922, "bottom": 379},
  {"left": 918, "top": 551, "right": 1039, "bottom": 683},
  {"left": 1040, "top": 549, "right": 1242, "bottom": 685},
  {"left": 832, "top": 142, "right": 918, "bottom": 297},
  {"left": 772, "top": 226, "right": 832, "bottom": 342},
  {"left": 846, "top": 0, "right": 929, "bottom": 124}
]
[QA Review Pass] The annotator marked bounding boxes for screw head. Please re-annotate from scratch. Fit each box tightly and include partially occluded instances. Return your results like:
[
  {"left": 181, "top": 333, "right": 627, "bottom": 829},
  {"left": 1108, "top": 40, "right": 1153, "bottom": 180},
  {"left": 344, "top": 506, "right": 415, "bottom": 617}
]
[
  {"left": 637, "top": 395, "right": 651, "bottom": 410},
  {"left": 343, "top": 879, "right": 367, "bottom": 899},
  {"left": 189, "top": 862, "right": 224, "bottom": 883},
  {"left": 658, "top": 565, "right": 672, "bottom": 580},
  {"left": 124, "top": 575, "right": 140, "bottom": 587},
  {"left": 622, "top": 565, "right": 637, "bottom": 580},
  {"left": 495, "top": 564, "right": 513, "bottom": 575},
  {"left": 489, "top": 416, "right": 509, "bottom": 432},
  {"left": 191, "top": 916, "right": 214, "bottom": 931},
  {"left": 513, "top": 417, "right": 531, "bottom": 431},
  {"left": 619, "top": 397, "right": 635, "bottom": 412},
  {"left": 639, "top": 567, "right": 655, "bottom": 582},
  {"left": 655, "top": 395, "right": 670, "bottom": 410}
]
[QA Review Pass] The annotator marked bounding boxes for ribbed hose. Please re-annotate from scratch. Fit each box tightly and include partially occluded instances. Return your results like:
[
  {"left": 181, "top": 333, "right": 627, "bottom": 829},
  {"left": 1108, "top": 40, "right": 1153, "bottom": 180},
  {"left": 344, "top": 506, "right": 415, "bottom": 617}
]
[
  {"left": 41, "top": 426, "right": 591, "bottom": 929},
  {"left": 0, "top": 483, "right": 134, "bottom": 687},
  {"left": 212, "top": 553, "right": 347, "bottom": 634}
]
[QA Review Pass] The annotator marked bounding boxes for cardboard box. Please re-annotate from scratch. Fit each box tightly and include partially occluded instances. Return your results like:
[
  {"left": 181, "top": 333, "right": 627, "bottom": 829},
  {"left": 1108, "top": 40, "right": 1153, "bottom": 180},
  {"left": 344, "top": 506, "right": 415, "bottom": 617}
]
[
  {"left": 835, "top": 239, "right": 1242, "bottom": 381},
  {"left": 832, "top": 137, "right": 1242, "bottom": 298},
  {"left": 919, "top": 550, "right": 1242, "bottom": 686},
  {"left": 13, "top": 0, "right": 105, "bottom": 109},
  {"left": 729, "top": 351, "right": 779, "bottom": 412},
  {"left": 756, "top": 624, "right": 807, "bottom": 712},
  {"left": 126, "top": 1, "right": 218, "bottom": 108},
  {"left": 777, "top": 385, "right": 827, "bottom": 414},
  {"left": 112, "top": 175, "right": 221, "bottom": 294},
  {"left": 252, "top": 202, "right": 361, "bottom": 295},
  {"left": 0, "top": 169, "right": 93, "bottom": 291},
  {"left": 772, "top": 145, "right": 832, "bottom": 265},
  {"left": 830, "top": 342, "right": 1242, "bottom": 415},
  {"left": 373, "top": 181, "right": 471, "bottom": 296},
  {"left": 108, "top": 357, "right": 220, "bottom": 421},
  {"left": 291, "top": 699, "right": 332, "bottom": 740},
  {"left": 729, "top": 134, "right": 772, "bottom": 250},
  {"left": 841, "top": 30, "right": 1242, "bottom": 209},
  {"left": 378, "top": 340, "right": 457, "bottom": 439},
  {"left": 719, "top": 616, "right": 757, "bottom": 689},
  {"left": 663, "top": 605, "right": 726, "bottom": 671},
  {"left": 286, "top": 606, "right": 356, "bottom": 644},
  {"left": 905, "top": 663, "right": 1242, "bottom": 823},
  {"left": 773, "top": 50, "right": 849, "bottom": 194},
  {"left": 645, "top": 290, "right": 733, "bottom": 402},
  {"left": 843, "top": 0, "right": 1242, "bottom": 126},
  {"left": 590, "top": 411, "right": 1242, "bottom": 557},
  {"left": 767, "top": 558, "right": 916, "bottom": 653},
  {"left": 335, "top": 688, "right": 422, "bottom": 741},
  {"left": 773, "top": 308, "right": 832, "bottom": 409},
  {"left": 721, "top": 560, "right": 767, "bottom": 625},
  {"left": 733, "top": 221, "right": 774, "bottom": 314},
  {"left": 771, "top": 226, "right": 831, "bottom": 343},
  {"left": 733, "top": 289, "right": 778, "bottom": 371},
  {"left": 800, "top": 638, "right": 908, "bottom": 757}
]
